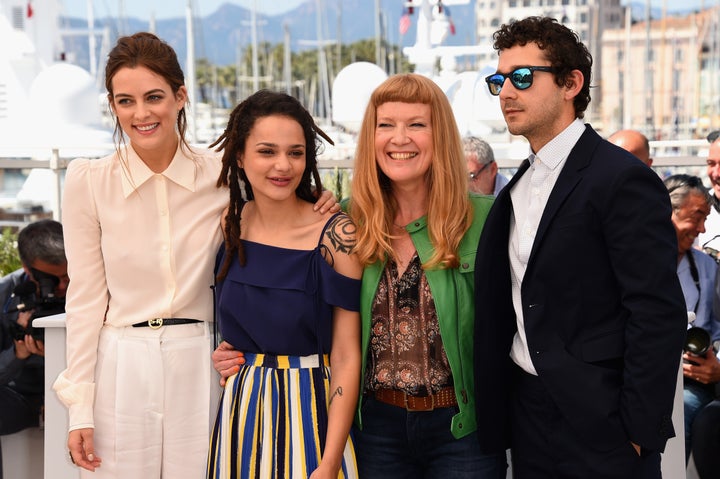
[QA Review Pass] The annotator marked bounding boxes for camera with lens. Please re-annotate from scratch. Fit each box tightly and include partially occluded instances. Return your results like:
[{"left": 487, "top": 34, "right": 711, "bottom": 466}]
[
  {"left": 684, "top": 326, "right": 712, "bottom": 365},
  {"left": 6, "top": 268, "right": 66, "bottom": 342}
]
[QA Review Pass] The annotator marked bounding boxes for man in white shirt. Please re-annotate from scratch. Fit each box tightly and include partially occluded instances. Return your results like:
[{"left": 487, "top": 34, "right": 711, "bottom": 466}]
[{"left": 473, "top": 16, "right": 686, "bottom": 479}]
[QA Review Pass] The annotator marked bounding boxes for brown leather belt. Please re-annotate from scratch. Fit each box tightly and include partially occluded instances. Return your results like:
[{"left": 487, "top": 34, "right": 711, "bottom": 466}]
[{"left": 373, "top": 386, "right": 457, "bottom": 411}]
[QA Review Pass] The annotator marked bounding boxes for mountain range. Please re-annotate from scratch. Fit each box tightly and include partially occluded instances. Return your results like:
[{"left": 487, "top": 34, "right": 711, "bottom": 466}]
[
  {"left": 60, "top": 0, "right": 701, "bottom": 72},
  {"left": 61, "top": 0, "right": 477, "bottom": 71}
]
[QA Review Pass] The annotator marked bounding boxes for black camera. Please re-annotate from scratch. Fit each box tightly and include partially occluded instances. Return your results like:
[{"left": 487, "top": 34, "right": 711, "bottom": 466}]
[
  {"left": 6, "top": 269, "right": 66, "bottom": 342},
  {"left": 684, "top": 326, "right": 712, "bottom": 364}
]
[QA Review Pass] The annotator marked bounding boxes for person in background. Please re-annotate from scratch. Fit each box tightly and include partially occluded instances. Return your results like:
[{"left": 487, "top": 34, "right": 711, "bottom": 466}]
[
  {"left": 463, "top": 135, "right": 509, "bottom": 196},
  {"left": 698, "top": 131, "right": 720, "bottom": 260},
  {"left": 691, "top": 391, "right": 720, "bottom": 479},
  {"left": 52, "top": 32, "right": 337, "bottom": 478},
  {"left": 213, "top": 73, "right": 508, "bottom": 478},
  {"left": 607, "top": 129, "right": 653, "bottom": 167},
  {"left": 662, "top": 174, "right": 718, "bottom": 461},
  {"left": 206, "top": 90, "right": 362, "bottom": 478},
  {"left": 474, "top": 16, "right": 686, "bottom": 478},
  {"left": 0, "top": 219, "right": 67, "bottom": 479}
]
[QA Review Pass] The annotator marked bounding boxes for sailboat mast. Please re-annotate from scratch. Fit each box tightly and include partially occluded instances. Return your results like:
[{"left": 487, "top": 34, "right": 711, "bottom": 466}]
[{"left": 186, "top": 0, "right": 197, "bottom": 142}]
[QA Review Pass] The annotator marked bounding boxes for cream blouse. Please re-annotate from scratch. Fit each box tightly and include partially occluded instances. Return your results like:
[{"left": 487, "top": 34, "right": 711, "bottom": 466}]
[{"left": 53, "top": 144, "right": 227, "bottom": 430}]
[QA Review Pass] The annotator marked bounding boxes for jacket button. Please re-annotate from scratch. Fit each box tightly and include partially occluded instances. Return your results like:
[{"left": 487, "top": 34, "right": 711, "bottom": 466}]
[
  {"left": 462, "top": 263, "right": 469, "bottom": 269},
  {"left": 458, "top": 423, "right": 463, "bottom": 429}
]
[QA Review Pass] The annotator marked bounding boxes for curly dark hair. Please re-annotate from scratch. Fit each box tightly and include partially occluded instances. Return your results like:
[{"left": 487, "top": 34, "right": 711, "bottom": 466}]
[
  {"left": 492, "top": 16, "right": 592, "bottom": 118},
  {"left": 211, "top": 90, "right": 333, "bottom": 280}
]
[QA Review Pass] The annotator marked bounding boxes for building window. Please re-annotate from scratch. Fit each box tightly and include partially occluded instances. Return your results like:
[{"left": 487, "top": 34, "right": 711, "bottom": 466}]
[
  {"left": 675, "top": 49, "right": 683, "bottom": 62},
  {"left": 11, "top": 6, "right": 25, "bottom": 30},
  {"left": 617, "top": 50, "right": 624, "bottom": 63}
]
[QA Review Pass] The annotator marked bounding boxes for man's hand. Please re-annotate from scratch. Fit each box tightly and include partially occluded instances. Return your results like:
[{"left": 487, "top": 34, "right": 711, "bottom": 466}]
[
  {"left": 14, "top": 335, "right": 45, "bottom": 359},
  {"left": 212, "top": 341, "right": 245, "bottom": 387},
  {"left": 24, "top": 335, "right": 45, "bottom": 357},
  {"left": 682, "top": 348, "right": 720, "bottom": 384},
  {"left": 14, "top": 338, "right": 31, "bottom": 359},
  {"left": 16, "top": 310, "right": 33, "bottom": 329}
]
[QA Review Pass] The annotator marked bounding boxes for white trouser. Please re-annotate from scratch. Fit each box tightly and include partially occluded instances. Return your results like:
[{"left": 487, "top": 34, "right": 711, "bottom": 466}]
[{"left": 82, "top": 321, "right": 221, "bottom": 479}]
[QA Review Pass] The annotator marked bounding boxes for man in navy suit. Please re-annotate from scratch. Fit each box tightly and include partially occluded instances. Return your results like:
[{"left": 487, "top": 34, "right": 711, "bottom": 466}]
[{"left": 473, "top": 16, "right": 687, "bottom": 478}]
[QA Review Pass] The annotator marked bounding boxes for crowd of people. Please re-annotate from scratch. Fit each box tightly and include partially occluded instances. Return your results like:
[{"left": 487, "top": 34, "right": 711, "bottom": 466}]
[{"left": 1, "top": 14, "right": 718, "bottom": 479}]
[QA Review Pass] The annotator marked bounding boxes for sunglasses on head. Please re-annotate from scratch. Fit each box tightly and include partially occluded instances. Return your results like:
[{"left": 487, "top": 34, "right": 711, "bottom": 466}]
[
  {"left": 485, "top": 66, "right": 558, "bottom": 96},
  {"left": 708, "top": 130, "right": 719, "bottom": 143}
]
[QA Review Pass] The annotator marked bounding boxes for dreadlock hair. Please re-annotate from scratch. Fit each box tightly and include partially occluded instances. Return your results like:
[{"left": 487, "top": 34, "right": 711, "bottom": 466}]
[{"left": 211, "top": 90, "right": 333, "bottom": 281}]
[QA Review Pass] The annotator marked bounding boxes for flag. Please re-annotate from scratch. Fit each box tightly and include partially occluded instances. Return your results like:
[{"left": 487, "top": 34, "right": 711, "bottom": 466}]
[
  {"left": 27, "top": 2, "right": 33, "bottom": 18},
  {"left": 399, "top": 11, "right": 411, "bottom": 35},
  {"left": 445, "top": 5, "right": 455, "bottom": 35}
]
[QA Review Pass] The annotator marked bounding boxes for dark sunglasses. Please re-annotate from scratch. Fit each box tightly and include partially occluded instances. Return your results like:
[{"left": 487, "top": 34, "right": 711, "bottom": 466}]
[
  {"left": 708, "top": 130, "right": 719, "bottom": 143},
  {"left": 485, "top": 66, "right": 558, "bottom": 96}
]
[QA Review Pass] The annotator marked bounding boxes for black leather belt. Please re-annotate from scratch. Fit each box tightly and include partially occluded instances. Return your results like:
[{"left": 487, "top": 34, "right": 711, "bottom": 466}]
[{"left": 131, "top": 318, "right": 202, "bottom": 329}]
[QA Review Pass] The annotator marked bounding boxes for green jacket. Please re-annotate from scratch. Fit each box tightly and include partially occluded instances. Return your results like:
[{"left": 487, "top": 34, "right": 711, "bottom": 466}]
[{"left": 355, "top": 195, "right": 494, "bottom": 439}]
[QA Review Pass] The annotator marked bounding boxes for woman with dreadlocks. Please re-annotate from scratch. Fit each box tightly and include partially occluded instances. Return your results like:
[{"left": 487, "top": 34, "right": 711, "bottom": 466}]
[
  {"left": 207, "top": 90, "right": 362, "bottom": 479},
  {"left": 54, "top": 33, "right": 339, "bottom": 478}
]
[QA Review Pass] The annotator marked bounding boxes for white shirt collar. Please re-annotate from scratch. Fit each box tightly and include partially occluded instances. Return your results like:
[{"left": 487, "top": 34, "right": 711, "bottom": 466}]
[
  {"left": 120, "top": 143, "right": 197, "bottom": 198},
  {"left": 528, "top": 118, "right": 586, "bottom": 171}
]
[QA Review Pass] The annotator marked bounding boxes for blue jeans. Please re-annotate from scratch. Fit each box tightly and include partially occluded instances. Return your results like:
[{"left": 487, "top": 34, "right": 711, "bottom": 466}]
[
  {"left": 353, "top": 396, "right": 507, "bottom": 479},
  {"left": 684, "top": 380, "right": 715, "bottom": 462}
]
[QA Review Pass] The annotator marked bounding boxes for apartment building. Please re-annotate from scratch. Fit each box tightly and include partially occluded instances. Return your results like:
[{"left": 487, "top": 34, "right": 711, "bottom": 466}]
[{"left": 601, "top": 7, "right": 720, "bottom": 138}]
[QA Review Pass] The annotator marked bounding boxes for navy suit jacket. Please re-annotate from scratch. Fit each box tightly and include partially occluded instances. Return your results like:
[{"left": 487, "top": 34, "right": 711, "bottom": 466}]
[{"left": 473, "top": 125, "right": 687, "bottom": 454}]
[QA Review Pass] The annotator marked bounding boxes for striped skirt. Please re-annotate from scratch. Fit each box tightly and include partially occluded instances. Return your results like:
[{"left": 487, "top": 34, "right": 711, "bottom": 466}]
[{"left": 206, "top": 353, "right": 358, "bottom": 479}]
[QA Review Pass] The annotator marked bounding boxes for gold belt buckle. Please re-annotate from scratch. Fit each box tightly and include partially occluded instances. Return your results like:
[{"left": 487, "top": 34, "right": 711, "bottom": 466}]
[{"left": 148, "top": 318, "right": 163, "bottom": 329}]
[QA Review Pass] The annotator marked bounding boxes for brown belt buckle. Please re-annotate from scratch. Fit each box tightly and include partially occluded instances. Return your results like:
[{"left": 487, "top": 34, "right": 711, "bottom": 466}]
[
  {"left": 148, "top": 318, "right": 163, "bottom": 329},
  {"left": 406, "top": 393, "right": 434, "bottom": 412}
]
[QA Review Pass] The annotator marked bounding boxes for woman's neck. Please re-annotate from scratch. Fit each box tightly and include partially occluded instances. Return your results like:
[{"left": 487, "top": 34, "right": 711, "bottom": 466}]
[
  {"left": 132, "top": 137, "right": 179, "bottom": 173},
  {"left": 392, "top": 183, "right": 429, "bottom": 226}
]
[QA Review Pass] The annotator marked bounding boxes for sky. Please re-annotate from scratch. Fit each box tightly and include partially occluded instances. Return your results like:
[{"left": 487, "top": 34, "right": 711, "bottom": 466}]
[
  {"left": 61, "top": 0, "right": 307, "bottom": 20},
  {"left": 60, "top": 0, "right": 708, "bottom": 20}
]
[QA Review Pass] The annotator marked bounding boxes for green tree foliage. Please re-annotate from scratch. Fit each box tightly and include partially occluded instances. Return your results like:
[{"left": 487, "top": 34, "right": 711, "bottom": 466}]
[
  {"left": 0, "top": 228, "right": 22, "bottom": 277},
  {"left": 194, "top": 39, "right": 412, "bottom": 109}
]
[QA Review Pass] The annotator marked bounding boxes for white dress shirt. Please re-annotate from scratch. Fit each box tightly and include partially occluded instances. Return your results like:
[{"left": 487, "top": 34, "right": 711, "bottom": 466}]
[
  {"left": 54, "top": 144, "right": 227, "bottom": 428},
  {"left": 508, "top": 119, "right": 586, "bottom": 375}
]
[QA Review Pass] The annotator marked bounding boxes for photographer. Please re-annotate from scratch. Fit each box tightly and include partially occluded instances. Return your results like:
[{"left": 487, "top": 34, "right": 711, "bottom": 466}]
[
  {"left": 0, "top": 219, "right": 66, "bottom": 474},
  {"left": 663, "top": 175, "right": 720, "bottom": 464}
]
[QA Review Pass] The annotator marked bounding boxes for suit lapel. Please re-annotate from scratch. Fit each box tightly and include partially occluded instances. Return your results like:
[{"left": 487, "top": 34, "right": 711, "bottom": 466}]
[
  {"left": 492, "top": 158, "right": 531, "bottom": 243},
  {"left": 527, "top": 126, "right": 600, "bottom": 265}
]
